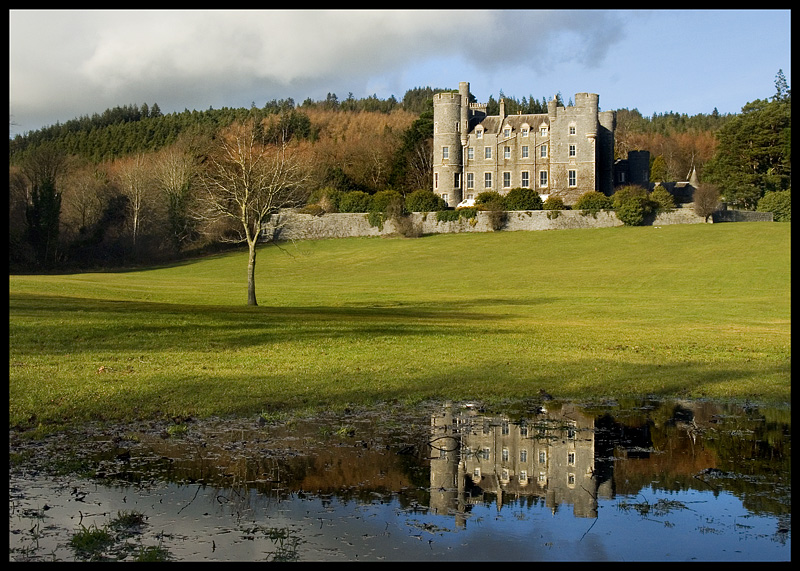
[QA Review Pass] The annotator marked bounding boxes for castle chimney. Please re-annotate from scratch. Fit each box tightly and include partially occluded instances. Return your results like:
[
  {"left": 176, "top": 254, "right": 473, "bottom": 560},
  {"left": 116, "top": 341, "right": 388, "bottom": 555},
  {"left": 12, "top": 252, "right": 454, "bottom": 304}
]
[{"left": 499, "top": 98, "right": 506, "bottom": 119}]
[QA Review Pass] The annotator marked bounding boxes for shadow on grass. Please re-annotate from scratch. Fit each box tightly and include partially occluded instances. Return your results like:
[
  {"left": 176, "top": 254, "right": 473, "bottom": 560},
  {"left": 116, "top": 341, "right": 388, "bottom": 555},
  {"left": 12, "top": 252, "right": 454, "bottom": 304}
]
[
  {"left": 15, "top": 356, "right": 788, "bottom": 429},
  {"left": 9, "top": 293, "right": 553, "bottom": 354}
]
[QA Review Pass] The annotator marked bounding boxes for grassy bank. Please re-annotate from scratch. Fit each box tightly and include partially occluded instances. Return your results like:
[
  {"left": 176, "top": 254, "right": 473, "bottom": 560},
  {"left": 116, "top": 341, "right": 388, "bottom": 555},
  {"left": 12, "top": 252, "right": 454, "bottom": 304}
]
[{"left": 9, "top": 222, "right": 791, "bottom": 429}]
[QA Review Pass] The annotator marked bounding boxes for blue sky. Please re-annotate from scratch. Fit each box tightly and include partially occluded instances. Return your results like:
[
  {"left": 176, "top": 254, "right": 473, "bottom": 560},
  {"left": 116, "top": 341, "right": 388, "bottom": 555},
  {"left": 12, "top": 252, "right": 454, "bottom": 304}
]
[{"left": 9, "top": 10, "right": 791, "bottom": 137}]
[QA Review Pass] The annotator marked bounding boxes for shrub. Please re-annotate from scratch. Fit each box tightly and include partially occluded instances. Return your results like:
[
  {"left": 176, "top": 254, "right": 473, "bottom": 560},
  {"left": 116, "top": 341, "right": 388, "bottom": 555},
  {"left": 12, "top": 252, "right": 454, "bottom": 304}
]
[
  {"left": 649, "top": 186, "right": 676, "bottom": 214},
  {"left": 574, "top": 191, "right": 612, "bottom": 217},
  {"left": 436, "top": 207, "right": 476, "bottom": 223},
  {"left": 757, "top": 189, "right": 791, "bottom": 222},
  {"left": 405, "top": 189, "right": 447, "bottom": 212},
  {"left": 475, "top": 191, "right": 506, "bottom": 209},
  {"left": 612, "top": 185, "right": 649, "bottom": 210},
  {"left": 370, "top": 189, "right": 405, "bottom": 215},
  {"left": 615, "top": 195, "right": 651, "bottom": 226},
  {"left": 505, "top": 188, "right": 543, "bottom": 210},
  {"left": 306, "top": 187, "right": 342, "bottom": 212},
  {"left": 543, "top": 196, "right": 566, "bottom": 210},
  {"left": 367, "top": 189, "right": 405, "bottom": 231},
  {"left": 613, "top": 186, "right": 656, "bottom": 226},
  {"left": 338, "top": 191, "right": 372, "bottom": 213},
  {"left": 297, "top": 203, "right": 325, "bottom": 216}
]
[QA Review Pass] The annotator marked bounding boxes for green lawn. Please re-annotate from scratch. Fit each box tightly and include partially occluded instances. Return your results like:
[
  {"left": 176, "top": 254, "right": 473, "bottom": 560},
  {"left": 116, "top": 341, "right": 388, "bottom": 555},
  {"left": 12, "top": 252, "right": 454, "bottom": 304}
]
[{"left": 9, "top": 222, "right": 791, "bottom": 429}]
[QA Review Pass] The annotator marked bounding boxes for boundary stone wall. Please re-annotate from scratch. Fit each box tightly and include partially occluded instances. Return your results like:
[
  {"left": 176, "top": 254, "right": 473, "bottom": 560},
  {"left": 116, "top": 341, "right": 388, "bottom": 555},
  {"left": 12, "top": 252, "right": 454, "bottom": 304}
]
[{"left": 263, "top": 205, "right": 709, "bottom": 242}]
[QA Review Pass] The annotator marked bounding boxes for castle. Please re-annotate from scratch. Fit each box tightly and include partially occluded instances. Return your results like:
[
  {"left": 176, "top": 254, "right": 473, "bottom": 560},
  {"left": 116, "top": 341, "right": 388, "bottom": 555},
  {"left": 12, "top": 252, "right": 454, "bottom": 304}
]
[{"left": 433, "top": 81, "right": 626, "bottom": 206}]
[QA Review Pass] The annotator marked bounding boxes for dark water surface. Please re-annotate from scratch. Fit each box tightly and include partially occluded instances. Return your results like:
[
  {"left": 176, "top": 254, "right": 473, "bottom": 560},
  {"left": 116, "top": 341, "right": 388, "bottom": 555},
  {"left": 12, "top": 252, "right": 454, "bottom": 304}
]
[{"left": 9, "top": 398, "right": 790, "bottom": 561}]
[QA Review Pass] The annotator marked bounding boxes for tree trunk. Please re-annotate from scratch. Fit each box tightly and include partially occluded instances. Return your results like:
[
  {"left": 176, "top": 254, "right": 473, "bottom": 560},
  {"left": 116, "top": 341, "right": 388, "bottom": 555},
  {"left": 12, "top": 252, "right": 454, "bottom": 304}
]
[{"left": 247, "top": 242, "right": 258, "bottom": 306}]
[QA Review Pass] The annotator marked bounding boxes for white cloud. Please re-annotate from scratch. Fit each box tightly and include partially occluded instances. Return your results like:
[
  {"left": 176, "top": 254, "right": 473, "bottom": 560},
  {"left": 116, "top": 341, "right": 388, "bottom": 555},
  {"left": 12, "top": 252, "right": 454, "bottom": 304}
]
[{"left": 6, "top": 10, "right": 666, "bottom": 134}]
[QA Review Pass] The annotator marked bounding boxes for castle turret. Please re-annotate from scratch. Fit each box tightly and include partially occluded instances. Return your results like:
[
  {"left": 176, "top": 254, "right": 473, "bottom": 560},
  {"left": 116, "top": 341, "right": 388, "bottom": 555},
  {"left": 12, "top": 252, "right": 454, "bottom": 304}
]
[{"left": 433, "top": 86, "right": 466, "bottom": 206}]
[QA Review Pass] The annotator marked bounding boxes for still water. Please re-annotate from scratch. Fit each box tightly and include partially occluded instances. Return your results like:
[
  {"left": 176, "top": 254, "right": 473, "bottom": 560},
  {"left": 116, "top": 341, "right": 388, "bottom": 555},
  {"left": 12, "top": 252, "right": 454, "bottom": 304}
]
[{"left": 9, "top": 398, "right": 790, "bottom": 561}]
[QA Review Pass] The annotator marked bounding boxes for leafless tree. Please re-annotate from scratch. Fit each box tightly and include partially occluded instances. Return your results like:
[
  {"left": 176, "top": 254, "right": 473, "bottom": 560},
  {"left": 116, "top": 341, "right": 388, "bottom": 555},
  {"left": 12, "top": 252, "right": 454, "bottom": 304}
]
[
  {"left": 198, "top": 119, "right": 308, "bottom": 306},
  {"left": 693, "top": 182, "right": 721, "bottom": 223},
  {"left": 406, "top": 138, "right": 433, "bottom": 191},
  {"left": 113, "top": 153, "right": 153, "bottom": 247},
  {"left": 151, "top": 142, "right": 201, "bottom": 250}
]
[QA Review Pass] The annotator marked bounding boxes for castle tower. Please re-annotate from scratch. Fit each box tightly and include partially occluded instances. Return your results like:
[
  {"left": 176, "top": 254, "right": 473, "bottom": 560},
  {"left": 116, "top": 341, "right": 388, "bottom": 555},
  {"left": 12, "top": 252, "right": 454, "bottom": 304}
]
[
  {"left": 433, "top": 83, "right": 468, "bottom": 206},
  {"left": 598, "top": 110, "right": 616, "bottom": 195}
]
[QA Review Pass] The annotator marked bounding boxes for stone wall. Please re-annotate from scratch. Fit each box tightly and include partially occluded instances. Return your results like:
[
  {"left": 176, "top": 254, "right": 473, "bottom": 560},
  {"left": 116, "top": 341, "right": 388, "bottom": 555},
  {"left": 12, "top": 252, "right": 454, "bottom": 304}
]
[{"left": 263, "top": 205, "right": 708, "bottom": 242}]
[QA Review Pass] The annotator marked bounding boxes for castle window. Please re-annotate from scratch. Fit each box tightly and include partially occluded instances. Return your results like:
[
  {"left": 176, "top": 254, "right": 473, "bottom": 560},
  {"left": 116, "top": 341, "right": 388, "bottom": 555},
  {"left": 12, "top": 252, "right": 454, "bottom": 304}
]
[
  {"left": 522, "top": 145, "right": 529, "bottom": 158},
  {"left": 503, "top": 127, "right": 511, "bottom": 138},
  {"left": 466, "top": 172, "right": 474, "bottom": 189},
  {"left": 522, "top": 126, "right": 529, "bottom": 137},
  {"left": 539, "top": 171, "right": 548, "bottom": 187},
  {"left": 568, "top": 452, "right": 575, "bottom": 466},
  {"left": 569, "top": 144, "right": 576, "bottom": 157},
  {"left": 540, "top": 125, "right": 548, "bottom": 136},
  {"left": 539, "top": 451, "right": 547, "bottom": 464},
  {"left": 441, "top": 193, "right": 448, "bottom": 205},
  {"left": 476, "top": 128, "right": 483, "bottom": 139},
  {"left": 521, "top": 171, "right": 530, "bottom": 187},
  {"left": 568, "top": 473, "right": 576, "bottom": 487},
  {"left": 502, "top": 448, "right": 509, "bottom": 462},
  {"left": 519, "top": 470, "right": 528, "bottom": 483},
  {"left": 503, "top": 172, "right": 511, "bottom": 188},
  {"left": 484, "top": 172, "right": 492, "bottom": 189},
  {"left": 504, "top": 146, "right": 510, "bottom": 159},
  {"left": 434, "top": 172, "right": 438, "bottom": 189},
  {"left": 434, "top": 122, "right": 438, "bottom": 134},
  {"left": 520, "top": 449, "right": 528, "bottom": 462},
  {"left": 540, "top": 144, "right": 547, "bottom": 158},
  {"left": 569, "top": 125, "right": 576, "bottom": 135},
  {"left": 485, "top": 147, "right": 492, "bottom": 160},
  {"left": 467, "top": 147, "right": 474, "bottom": 160},
  {"left": 442, "top": 146, "right": 449, "bottom": 160},
  {"left": 568, "top": 170, "right": 577, "bottom": 186},
  {"left": 454, "top": 173, "right": 461, "bottom": 188}
]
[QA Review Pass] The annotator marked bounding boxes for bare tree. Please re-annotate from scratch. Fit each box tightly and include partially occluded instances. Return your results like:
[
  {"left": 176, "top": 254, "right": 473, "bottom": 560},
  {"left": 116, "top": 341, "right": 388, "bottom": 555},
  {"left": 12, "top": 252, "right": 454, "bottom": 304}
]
[
  {"left": 151, "top": 142, "right": 200, "bottom": 250},
  {"left": 693, "top": 182, "right": 721, "bottom": 223},
  {"left": 113, "top": 153, "right": 153, "bottom": 247},
  {"left": 198, "top": 119, "right": 308, "bottom": 306}
]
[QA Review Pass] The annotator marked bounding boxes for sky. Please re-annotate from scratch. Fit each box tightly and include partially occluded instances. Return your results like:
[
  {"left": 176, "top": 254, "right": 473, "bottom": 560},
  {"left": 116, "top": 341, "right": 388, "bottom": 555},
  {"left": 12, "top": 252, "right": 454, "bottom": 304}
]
[{"left": 9, "top": 9, "right": 791, "bottom": 137}]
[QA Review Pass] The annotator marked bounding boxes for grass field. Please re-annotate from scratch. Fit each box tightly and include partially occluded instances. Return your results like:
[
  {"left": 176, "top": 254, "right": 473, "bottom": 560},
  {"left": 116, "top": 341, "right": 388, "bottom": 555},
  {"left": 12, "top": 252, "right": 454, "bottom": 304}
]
[{"left": 9, "top": 222, "right": 791, "bottom": 429}]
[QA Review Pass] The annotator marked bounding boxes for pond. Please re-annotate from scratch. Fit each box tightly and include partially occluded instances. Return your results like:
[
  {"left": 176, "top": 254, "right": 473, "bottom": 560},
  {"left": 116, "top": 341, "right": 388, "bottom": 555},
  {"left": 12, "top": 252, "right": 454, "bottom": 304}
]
[{"left": 9, "top": 398, "right": 790, "bottom": 561}]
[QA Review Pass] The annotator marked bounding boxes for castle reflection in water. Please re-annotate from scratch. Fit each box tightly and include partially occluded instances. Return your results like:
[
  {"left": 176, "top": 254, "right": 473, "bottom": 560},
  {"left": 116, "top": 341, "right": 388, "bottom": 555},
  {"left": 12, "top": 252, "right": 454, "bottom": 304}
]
[{"left": 429, "top": 402, "right": 613, "bottom": 524}]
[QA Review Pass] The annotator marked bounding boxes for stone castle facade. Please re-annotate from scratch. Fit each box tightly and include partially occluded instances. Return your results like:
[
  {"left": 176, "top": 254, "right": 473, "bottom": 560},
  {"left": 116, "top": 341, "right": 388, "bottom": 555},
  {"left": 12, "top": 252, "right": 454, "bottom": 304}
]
[{"left": 433, "top": 81, "right": 617, "bottom": 206}]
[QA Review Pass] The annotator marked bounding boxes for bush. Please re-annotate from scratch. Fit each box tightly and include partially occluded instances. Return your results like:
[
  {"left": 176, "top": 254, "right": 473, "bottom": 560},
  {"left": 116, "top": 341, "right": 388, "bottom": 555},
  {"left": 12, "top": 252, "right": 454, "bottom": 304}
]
[
  {"left": 370, "top": 189, "right": 405, "bottom": 215},
  {"left": 505, "top": 187, "right": 543, "bottom": 210},
  {"left": 649, "top": 186, "right": 676, "bottom": 214},
  {"left": 615, "top": 196, "right": 651, "bottom": 226},
  {"left": 405, "top": 189, "right": 447, "bottom": 212},
  {"left": 574, "top": 191, "right": 612, "bottom": 216},
  {"left": 367, "top": 189, "right": 405, "bottom": 230},
  {"left": 542, "top": 196, "right": 566, "bottom": 210},
  {"left": 338, "top": 191, "right": 372, "bottom": 213},
  {"left": 613, "top": 186, "right": 656, "bottom": 226},
  {"left": 307, "top": 187, "right": 343, "bottom": 212},
  {"left": 612, "top": 185, "right": 649, "bottom": 210},
  {"left": 475, "top": 191, "right": 505, "bottom": 209},
  {"left": 436, "top": 207, "right": 476, "bottom": 223},
  {"left": 757, "top": 189, "right": 791, "bottom": 222}
]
